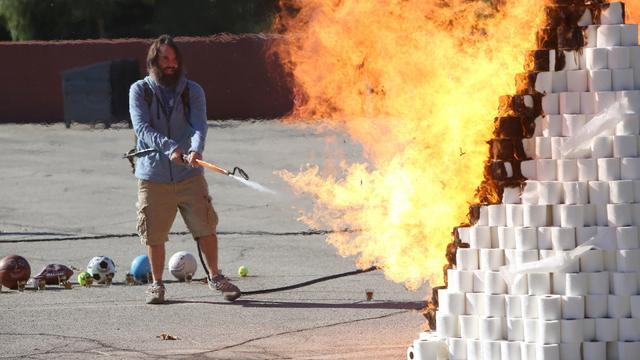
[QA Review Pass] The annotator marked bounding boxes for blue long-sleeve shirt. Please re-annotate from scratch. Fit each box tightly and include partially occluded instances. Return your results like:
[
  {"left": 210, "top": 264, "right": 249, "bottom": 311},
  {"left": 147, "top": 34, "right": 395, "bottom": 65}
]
[{"left": 129, "top": 75, "right": 208, "bottom": 183}]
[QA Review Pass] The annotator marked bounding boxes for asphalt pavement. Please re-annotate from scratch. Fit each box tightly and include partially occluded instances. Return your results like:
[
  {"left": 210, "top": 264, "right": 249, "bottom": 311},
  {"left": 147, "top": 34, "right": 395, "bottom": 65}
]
[{"left": 0, "top": 120, "right": 428, "bottom": 359}]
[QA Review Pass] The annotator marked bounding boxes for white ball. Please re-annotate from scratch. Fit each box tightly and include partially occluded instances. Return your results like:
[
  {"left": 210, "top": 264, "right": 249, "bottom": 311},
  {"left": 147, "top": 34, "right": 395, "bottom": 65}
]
[
  {"left": 168, "top": 251, "right": 197, "bottom": 280},
  {"left": 87, "top": 256, "right": 116, "bottom": 284}
]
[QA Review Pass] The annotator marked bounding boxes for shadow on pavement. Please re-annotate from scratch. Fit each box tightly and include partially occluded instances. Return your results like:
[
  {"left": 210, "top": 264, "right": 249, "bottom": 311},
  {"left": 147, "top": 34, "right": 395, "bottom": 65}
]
[{"left": 165, "top": 298, "right": 426, "bottom": 310}]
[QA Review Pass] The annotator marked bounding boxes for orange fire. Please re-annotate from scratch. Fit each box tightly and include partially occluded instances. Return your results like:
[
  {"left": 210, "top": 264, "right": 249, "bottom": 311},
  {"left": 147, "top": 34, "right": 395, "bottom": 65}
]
[{"left": 273, "top": 0, "right": 548, "bottom": 290}]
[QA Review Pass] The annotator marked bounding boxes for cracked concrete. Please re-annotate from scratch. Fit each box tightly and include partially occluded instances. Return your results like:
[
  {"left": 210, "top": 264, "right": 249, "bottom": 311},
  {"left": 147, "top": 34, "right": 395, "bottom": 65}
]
[{"left": 0, "top": 121, "right": 428, "bottom": 359}]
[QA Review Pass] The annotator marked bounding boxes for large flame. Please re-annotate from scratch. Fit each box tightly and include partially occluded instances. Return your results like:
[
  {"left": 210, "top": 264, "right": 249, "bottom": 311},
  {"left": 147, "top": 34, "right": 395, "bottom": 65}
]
[{"left": 273, "top": 0, "right": 550, "bottom": 289}]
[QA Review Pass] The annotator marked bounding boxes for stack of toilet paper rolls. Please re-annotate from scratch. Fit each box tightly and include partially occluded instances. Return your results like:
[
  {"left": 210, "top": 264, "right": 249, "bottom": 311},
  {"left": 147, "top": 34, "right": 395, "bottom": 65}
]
[{"left": 431, "top": 2, "right": 640, "bottom": 360}]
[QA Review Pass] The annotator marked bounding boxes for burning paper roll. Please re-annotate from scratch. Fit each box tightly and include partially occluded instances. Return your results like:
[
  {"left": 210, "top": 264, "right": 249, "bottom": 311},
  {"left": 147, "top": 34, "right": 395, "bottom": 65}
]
[
  {"left": 588, "top": 271, "right": 610, "bottom": 295},
  {"left": 608, "top": 294, "right": 631, "bottom": 319},
  {"left": 561, "top": 295, "right": 584, "bottom": 320},
  {"left": 600, "top": 3, "right": 625, "bottom": 25}
]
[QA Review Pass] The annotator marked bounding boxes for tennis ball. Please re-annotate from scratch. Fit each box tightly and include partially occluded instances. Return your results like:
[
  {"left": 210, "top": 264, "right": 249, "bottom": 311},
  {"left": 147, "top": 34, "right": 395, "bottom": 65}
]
[
  {"left": 78, "top": 271, "right": 92, "bottom": 286},
  {"left": 238, "top": 265, "right": 248, "bottom": 277}
]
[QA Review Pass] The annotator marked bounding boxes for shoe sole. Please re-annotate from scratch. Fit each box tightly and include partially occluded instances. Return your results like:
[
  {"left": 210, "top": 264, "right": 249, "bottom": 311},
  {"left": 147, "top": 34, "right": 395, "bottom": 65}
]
[{"left": 224, "top": 291, "right": 241, "bottom": 302}]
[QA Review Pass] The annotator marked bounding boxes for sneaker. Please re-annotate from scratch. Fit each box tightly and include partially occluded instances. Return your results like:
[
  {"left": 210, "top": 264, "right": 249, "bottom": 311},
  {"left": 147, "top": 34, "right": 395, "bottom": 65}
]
[
  {"left": 208, "top": 274, "right": 241, "bottom": 301},
  {"left": 145, "top": 283, "right": 165, "bottom": 304}
]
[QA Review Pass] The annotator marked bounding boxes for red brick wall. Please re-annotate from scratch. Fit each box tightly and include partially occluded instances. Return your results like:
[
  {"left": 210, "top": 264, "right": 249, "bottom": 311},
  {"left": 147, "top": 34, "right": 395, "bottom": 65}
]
[{"left": 0, "top": 34, "right": 292, "bottom": 123}]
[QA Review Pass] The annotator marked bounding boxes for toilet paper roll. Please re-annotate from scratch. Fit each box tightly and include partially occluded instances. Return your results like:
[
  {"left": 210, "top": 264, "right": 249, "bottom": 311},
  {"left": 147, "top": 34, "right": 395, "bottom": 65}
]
[
  {"left": 436, "top": 311, "right": 459, "bottom": 338},
  {"left": 598, "top": 25, "right": 622, "bottom": 47},
  {"left": 498, "top": 227, "right": 515, "bottom": 250},
  {"left": 592, "top": 136, "right": 614, "bottom": 159},
  {"left": 489, "top": 204, "right": 506, "bottom": 227},
  {"left": 536, "top": 137, "right": 552, "bottom": 159},
  {"left": 528, "top": 273, "right": 551, "bottom": 295},
  {"left": 506, "top": 294, "right": 522, "bottom": 318},
  {"left": 583, "top": 319, "right": 597, "bottom": 342},
  {"left": 584, "top": 25, "right": 598, "bottom": 48},
  {"left": 566, "top": 70, "right": 588, "bottom": 93},
  {"left": 588, "top": 271, "right": 610, "bottom": 295},
  {"left": 595, "top": 91, "right": 617, "bottom": 113},
  {"left": 535, "top": 72, "right": 553, "bottom": 95},
  {"left": 558, "top": 251, "right": 580, "bottom": 273},
  {"left": 537, "top": 160, "right": 558, "bottom": 181},
  {"left": 448, "top": 337, "right": 467, "bottom": 359},
  {"left": 581, "top": 91, "right": 596, "bottom": 114},
  {"left": 580, "top": 249, "right": 605, "bottom": 272},
  {"left": 589, "top": 181, "right": 610, "bottom": 204},
  {"left": 523, "top": 318, "right": 538, "bottom": 343},
  {"left": 552, "top": 271, "right": 566, "bottom": 295},
  {"left": 552, "top": 71, "right": 567, "bottom": 93},
  {"left": 473, "top": 270, "right": 485, "bottom": 293},
  {"left": 551, "top": 227, "right": 576, "bottom": 250},
  {"left": 586, "top": 294, "right": 609, "bottom": 318},
  {"left": 617, "top": 91, "right": 640, "bottom": 114},
  {"left": 597, "top": 224, "right": 616, "bottom": 242},
  {"left": 543, "top": 115, "right": 563, "bottom": 137},
  {"left": 599, "top": 158, "right": 622, "bottom": 181},
  {"left": 516, "top": 250, "right": 540, "bottom": 265},
  {"left": 616, "top": 114, "right": 640, "bottom": 135},
  {"left": 504, "top": 249, "right": 517, "bottom": 266},
  {"left": 561, "top": 295, "right": 585, "bottom": 319},
  {"left": 586, "top": 47, "right": 609, "bottom": 70},
  {"left": 605, "top": 249, "right": 618, "bottom": 271},
  {"left": 476, "top": 206, "right": 489, "bottom": 226},
  {"left": 618, "top": 341, "right": 640, "bottom": 360},
  {"left": 560, "top": 342, "right": 581, "bottom": 360},
  {"left": 539, "top": 250, "right": 555, "bottom": 259},
  {"left": 558, "top": 160, "right": 579, "bottom": 181},
  {"left": 631, "top": 295, "right": 640, "bottom": 318},
  {"left": 448, "top": 269, "right": 473, "bottom": 293},
  {"left": 501, "top": 340, "right": 522, "bottom": 360},
  {"left": 596, "top": 204, "right": 609, "bottom": 226},
  {"left": 608, "top": 295, "right": 631, "bottom": 318},
  {"left": 583, "top": 341, "right": 606, "bottom": 360},
  {"left": 584, "top": 205, "right": 598, "bottom": 227},
  {"left": 457, "top": 248, "right": 479, "bottom": 271},
  {"left": 479, "top": 316, "right": 503, "bottom": 341},
  {"left": 578, "top": 158, "right": 598, "bottom": 181},
  {"left": 538, "top": 320, "right": 561, "bottom": 344},
  {"left": 439, "top": 289, "right": 466, "bottom": 315},
  {"left": 617, "top": 226, "right": 640, "bottom": 249},
  {"left": 458, "top": 226, "right": 471, "bottom": 243},
  {"left": 537, "top": 227, "right": 553, "bottom": 250},
  {"left": 508, "top": 273, "right": 529, "bottom": 296},
  {"left": 589, "top": 69, "right": 613, "bottom": 92},
  {"left": 506, "top": 318, "right": 524, "bottom": 341},
  {"left": 563, "top": 182, "right": 589, "bottom": 204},
  {"left": 622, "top": 23, "right": 639, "bottom": 45},
  {"left": 521, "top": 160, "right": 537, "bottom": 180},
  {"left": 560, "top": 92, "right": 581, "bottom": 114},
  {"left": 466, "top": 292, "right": 484, "bottom": 317},
  {"left": 595, "top": 317, "right": 618, "bottom": 342},
  {"left": 522, "top": 295, "right": 539, "bottom": 319},
  {"left": 609, "top": 47, "right": 631, "bottom": 69},
  {"left": 523, "top": 205, "right": 549, "bottom": 227},
  {"left": 610, "top": 180, "right": 635, "bottom": 203},
  {"left": 483, "top": 294, "right": 505, "bottom": 317},
  {"left": 562, "top": 114, "right": 585, "bottom": 137},
  {"left": 466, "top": 339, "right": 482, "bottom": 360},
  {"left": 551, "top": 137, "right": 566, "bottom": 160},
  {"left": 560, "top": 319, "right": 584, "bottom": 343},
  {"left": 613, "top": 135, "right": 638, "bottom": 158},
  {"left": 515, "top": 227, "right": 538, "bottom": 250},
  {"left": 459, "top": 314, "right": 479, "bottom": 339},
  {"left": 551, "top": 205, "right": 561, "bottom": 227},
  {"left": 503, "top": 186, "right": 522, "bottom": 204},
  {"left": 542, "top": 93, "right": 560, "bottom": 115},
  {"left": 577, "top": 226, "right": 598, "bottom": 246},
  {"left": 536, "top": 344, "right": 560, "bottom": 360},
  {"left": 538, "top": 295, "right": 562, "bottom": 320},
  {"left": 608, "top": 203, "right": 632, "bottom": 226},
  {"left": 617, "top": 249, "right": 640, "bottom": 272},
  {"left": 613, "top": 68, "right": 635, "bottom": 91},
  {"left": 470, "top": 226, "right": 492, "bottom": 248},
  {"left": 633, "top": 203, "right": 640, "bottom": 226},
  {"left": 506, "top": 204, "right": 524, "bottom": 227},
  {"left": 539, "top": 182, "right": 563, "bottom": 205},
  {"left": 633, "top": 46, "right": 640, "bottom": 90},
  {"left": 482, "top": 340, "right": 502, "bottom": 360},
  {"left": 600, "top": 3, "right": 625, "bottom": 25},
  {"left": 565, "top": 273, "right": 588, "bottom": 296},
  {"left": 484, "top": 271, "right": 507, "bottom": 295},
  {"left": 560, "top": 205, "right": 584, "bottom": 228},
  {"left": 621, "top": 158, "right": 640, "bottom": 180}
]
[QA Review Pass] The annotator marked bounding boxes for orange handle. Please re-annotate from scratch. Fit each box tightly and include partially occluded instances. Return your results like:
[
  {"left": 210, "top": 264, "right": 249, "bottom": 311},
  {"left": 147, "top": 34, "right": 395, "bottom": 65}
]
[{"left": 194, "top": 159, "right": 229, "bottom": 176}]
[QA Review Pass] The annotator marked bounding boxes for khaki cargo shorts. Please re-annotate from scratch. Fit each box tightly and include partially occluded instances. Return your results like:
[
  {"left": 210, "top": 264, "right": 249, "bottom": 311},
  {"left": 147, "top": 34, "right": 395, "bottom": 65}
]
[{"left": 136, "top": 174, "right": 218, "bottom": 245}]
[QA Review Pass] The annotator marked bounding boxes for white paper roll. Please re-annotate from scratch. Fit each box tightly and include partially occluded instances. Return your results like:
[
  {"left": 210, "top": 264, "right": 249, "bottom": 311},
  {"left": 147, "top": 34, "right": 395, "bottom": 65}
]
[
  {"left": 436, "top": 311, "right": 459, "bottom": 338},
  {"left": 537, "top": 320, "right": 561, "bottom": 345},
  {"left": 599, "top": 158, "right": 622, "bottom": 181},
  {"left": 504, "top": 249, "right": 517, "bottom": 266},
  {"left": 613, "top": 135, "right": 638, "bottom": 158},
  {"left": 621, "top": 158, "right": 640, "bottom": 180},
  {"left": 594, "top": 91, "right": 617, "bottom": 113},
  {"left": 589, "top": 181, "right": 610, "bottom": 204},
  {"left": 484, "top": 271, "right": 507, "bottom": 295},
  {"left": 466, "top": 339, "right": 482, "bottom": 360},
  {"left": 520, "top": 160, "right": 537, "bottom": 180},
  {"left": 439, "top": 289, "right": 466, "bottom": 315},
  {"left": 605, "top": 249, "right": 619, "bottom": 271},
  {"left": 498, "top": 227, "right": 515, "bottom": 249},
  {"left": 580, "top": 249, "right": 605, "bottom": 272},
  {"left": 505, "top": 295, "right": 522, "bottom": 318},
  {"left": 448, "top": 269, "right": 473, "bottom": 293},
  {"left": 586, "top": 47, "right": 609, "bottom": 70},
  {"left": 542, "top": 93, "right": 559, "bottom": 115},
  {"left": 489, "top": 204, "right": 506, "bottom": 227},
  {"left": 551, "top": 227, "right": 576, "bottom": 250},
  {"left": 618, "top": 341, "right": 640, "bottom": 360},
  {"left": 538, "top": 295, "right": 561, "bottom": 321},
  {"left": 482, "top": 340, "right": 502, "bottom": 360},
  {"left": 560, "top": 205, "right": 584, "bottom": 228},
  {"left": 595, "top": 318, "right": 618, "bottom": 342},
  {"left": 466, "top": 292, "right": 484, "bottom": 317},
  {"left": 515, "top": 227, "right": 538, "bottom": 250},
  {"left": 560, "top": 342, "right": 581, "bottom": 360},
  {"left": 581, "top": 91, "right": 596, "bottom": 114},
  {"left": 528, "top": 273, "right": 551, "bottom": 295},
  {"left": 523, "top": 318, "right": 538, "bottom": 342},
  {"left": 577, "top": 226, "right": 597, "bottom": 246},
  {"left": 516, "top": 250, "right": 540, "bottom": 265},
  {"left": 613, "top": 68, "right": 635, "bottom": 91},
  {"left": 538, "top": 182, "right": 563, "bottom": 205},
  {"left": 537, "top": 160, "right": 557, "bottom": 181},
  {"left": 617, "top": 91, "right": 640, "bottom": 114},
  {"left": 522, "top": 295, "right": 539, "bottom": 319},
  {"left": 503, "top": 186, "right": 522, "bottom": 204},
  {"left": 622, "top": 23, "right": 639, "bottom": 46},
  {"left": 561, "top": 295, "right": 584, "bottom": 319},
  {"left": 609, "top": 47, "right": 631, "bottom": 69},
  {"left": 479, "top": 316, "right": 503, "bottom": 341},
  {"left": 457, "top": 248, "right": 479, "bottom": 271},
  {"left": 586, "top": 294, "right": 609, "bottom": 318},
  {"left": 589, "top": 69, "right": 613, "bottom": 91},
  {"left": 536, "top": 72, "right": 553, "bottom": 95},
  {"left": 447, "top": 337, "right": 467, "bottom": 359},
  {"left": 583, "top": 341, "right": 606, "bottom": 360},
  {"left": 565, "top": 273, "right": 588, "bottom": 296},
  {"left": 631, "top": 295, "right": 640, "bottom": 318},
  {"left": 566, "top": 71, "right": 587, "bottom": 94},
  {"left": 578, "top": 158, "right": 597, "bottom": 181},
  {"left": 535, "top": 227, "right": 551, "bottom": 250},
  {"left": 610, "top": 180, "right": 635, "bottom": 204},
  {"left": 535, "top": 137, "right": 552, "bottom": 160},
  {"left": 616, "top": 114, "right": 640, "bottom": 136},
  {"left": 562, "top": 182, "right": 588, "bottom": 205},
  {"left": 608, "top": 203, "right": 632, "bottom": 226},
  {"left": 477, "top": 206, "right": 489, "bottom": 226},
  {"left": 600, "top": 3, "right": 624, "bottom": 25},
  {"left": 588, "top": 271, "right": 610, "bottom": 295},
  {"left": 552, "top": 71, "right": 567, "bottom": 93},
  {"left": 504, "top": 205, "right": 523, "bottom": 228},
  {"left": 582, "top": 319, "right": 597, "bottom": 342},
  {"left": 633, "top": 46, "right": 640, "bottom": 90},
  {"left": 595, "top": 204, "right": 609, "bottom": 226},
  {"left": 459, "top": 314, "right": 478, "bottom": 339},
  {"left": 551, "top": 137, "right": 566, "bottom": 160},
  {"left": 617, "top": 249, "right": 640, "bottom": 272},
  {"left": 598, "top": 25, "right": 622, "bottom": 47},
  {"left": 617, "top": 226, "right": 640, "bottom": 249},
  {"left": 633, "top": 203, "right": 640, "bottom": 226},
  {"left": 558, "top": 251, "right": 580, "bottom": 273},
  {"left": 585, "top": 204, "right": 598, "bottom": 227},
  {"left": 559, "top": 319, "right": 584, "bottom": 344},
  {"left": 501, "top": 340, "right": 521, "bottom": 360},
  {"left": 584, "top": 24, "right": 599, "bottom": 48},
  {"left": 483, "top": 294, "right": 505, "bottom": 317},
  {"left": 523, "top": 205, "right": 549, "bottom": 227},
  {"left": 509, "top": 273, "right": 529, "bottom": 296},
  {"left": 543, "top": 115, "right": 563, "bottom": 137},
  {"left": 557, "top": 160, "right": 579, "bottom": 181},
  {"left": 506, "top": 318, "right": 524, "bottom": 342},
  {"left": 608, "top": 294, "right": 631, "bottom": 319},
  {"left": 552, "top": 271, "right": 566, "bottom": 295},
  {"left": 560, "top": 93, "right": 580, "bottom": 115},
  {"left": 470, "top": 226, "right": 492, "bottom": 249},
  {"left": 473, "top": 270, "right": 485, "bottom": 293},
  {"left": 592, "top": 136, "right": 614, "bottom": 159}
]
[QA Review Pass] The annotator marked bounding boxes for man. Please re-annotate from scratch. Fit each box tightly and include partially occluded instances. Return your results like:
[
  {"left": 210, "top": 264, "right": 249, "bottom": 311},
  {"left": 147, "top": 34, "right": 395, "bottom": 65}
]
[{"left": 129, "top": 35, "right": 240, "bottom": 304}]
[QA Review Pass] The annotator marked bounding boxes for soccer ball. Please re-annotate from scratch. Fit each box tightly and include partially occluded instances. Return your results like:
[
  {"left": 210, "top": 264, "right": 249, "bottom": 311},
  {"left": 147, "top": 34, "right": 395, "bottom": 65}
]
[
  {"left": 168, "top": 251, "right": 197, "bottom": 281},
  {"left": 87, "top": 256, "right": 116, "bottom": 284},
  {"left": 129, "top": 255, "right": 151, "bottom": 282}
]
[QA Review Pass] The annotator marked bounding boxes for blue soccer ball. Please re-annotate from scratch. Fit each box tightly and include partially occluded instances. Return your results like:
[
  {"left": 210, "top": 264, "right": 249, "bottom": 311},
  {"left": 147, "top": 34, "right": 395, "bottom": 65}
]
[{"left": 130, "top": 255, "right": 151, "bottom": 282}]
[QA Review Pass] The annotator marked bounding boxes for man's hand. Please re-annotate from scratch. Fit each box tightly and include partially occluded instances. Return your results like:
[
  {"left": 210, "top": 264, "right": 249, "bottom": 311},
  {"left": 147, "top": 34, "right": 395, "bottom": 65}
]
[
  {"left": 186, "top": 151, "right": 202, "bottom": 167},
  {"left": 170, "top": 148, "right": 185, "bottom": 165}
]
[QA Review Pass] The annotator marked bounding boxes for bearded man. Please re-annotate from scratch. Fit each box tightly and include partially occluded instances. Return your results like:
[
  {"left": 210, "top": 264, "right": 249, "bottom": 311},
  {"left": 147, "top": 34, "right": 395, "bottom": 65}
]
[{"left": 129, "top": 34, "right": 240, "bottom": 304}]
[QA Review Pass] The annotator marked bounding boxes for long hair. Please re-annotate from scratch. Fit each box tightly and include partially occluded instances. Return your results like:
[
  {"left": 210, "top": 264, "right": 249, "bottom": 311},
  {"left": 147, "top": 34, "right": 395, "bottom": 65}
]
[{"left": 146, "top": 35, "right": 184, "bottom": 83}]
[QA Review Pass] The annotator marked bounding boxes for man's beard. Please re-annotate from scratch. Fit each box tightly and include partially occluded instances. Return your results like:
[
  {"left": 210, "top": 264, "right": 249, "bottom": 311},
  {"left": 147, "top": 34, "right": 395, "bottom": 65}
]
[{"left": 152, "top": 66, "right": 182, "bottom": 88}]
